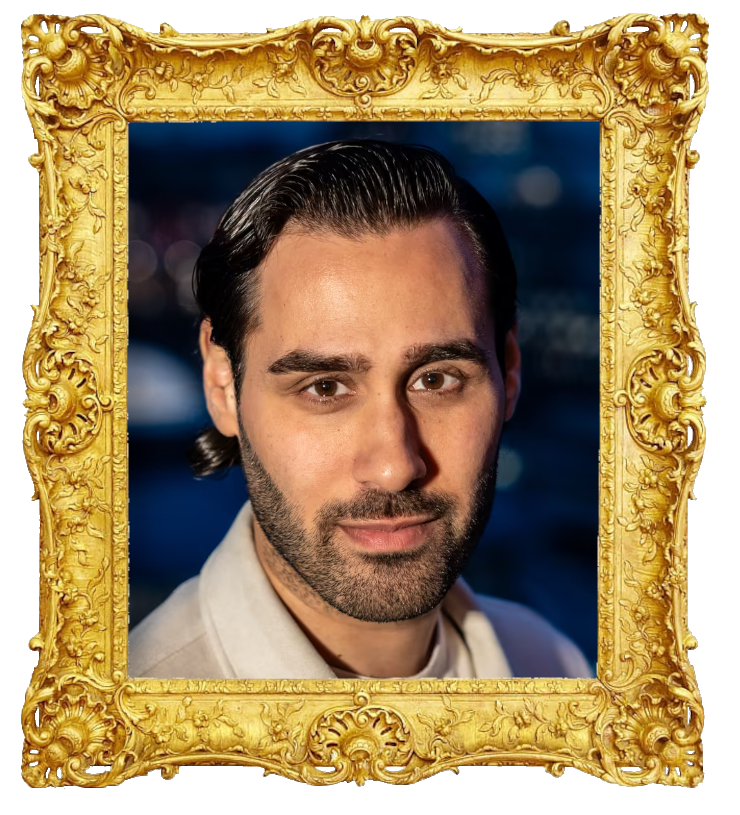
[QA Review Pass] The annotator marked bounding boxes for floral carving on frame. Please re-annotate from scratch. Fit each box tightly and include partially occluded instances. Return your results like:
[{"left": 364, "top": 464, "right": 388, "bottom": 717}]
[{"left": 20, "top": 13, "right": 707, "bottom": 787}]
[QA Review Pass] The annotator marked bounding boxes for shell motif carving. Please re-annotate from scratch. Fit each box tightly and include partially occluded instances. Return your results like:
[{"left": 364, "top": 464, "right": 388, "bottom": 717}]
[
  {"left": 310, "top": 16, "right": 418, "bottom": 105},
  {"left": 603, "top": 683, "right": 703, "bottom": 786},
  {"left": 307, "top": 692, "right": 416, "bottom": 784},
  {"left": 25, "top": 350, "right": 108, "bottom": 454},
  {"left": 22, "top": 15, "right": 127, "bottom": 114},
  {"left": 613, "top": 14, "right": 708, "bottom": 109},
  {"left": 22, "top": 680, "right": 122, "bottom": 787},
  {"left": 617, "top": 348, "right": 705, "bottom": 454}
]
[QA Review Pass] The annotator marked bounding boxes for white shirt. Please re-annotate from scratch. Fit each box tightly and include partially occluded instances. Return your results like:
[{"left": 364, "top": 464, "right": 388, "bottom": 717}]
[
  {"left": 129, "top": 501, "right": 592, "bottom": 679},
  {"left": 331, "top": 612, "right": 475, "bottom": 679}
]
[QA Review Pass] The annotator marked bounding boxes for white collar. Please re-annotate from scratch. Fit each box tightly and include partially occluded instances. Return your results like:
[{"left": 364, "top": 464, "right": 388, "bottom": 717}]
[{"left": 198, "top": 502, "right": 512, "bottom": 679}]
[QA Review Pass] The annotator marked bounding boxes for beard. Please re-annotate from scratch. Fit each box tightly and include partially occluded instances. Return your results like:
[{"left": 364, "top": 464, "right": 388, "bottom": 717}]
[{"left": 238, "top": 419, "right": 499, "bottom": 623}]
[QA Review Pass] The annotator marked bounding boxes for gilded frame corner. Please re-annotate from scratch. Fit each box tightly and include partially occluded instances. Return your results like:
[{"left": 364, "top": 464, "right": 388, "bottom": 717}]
[{"left": 20, "top": 12, "right": 707, "bottom": 787}]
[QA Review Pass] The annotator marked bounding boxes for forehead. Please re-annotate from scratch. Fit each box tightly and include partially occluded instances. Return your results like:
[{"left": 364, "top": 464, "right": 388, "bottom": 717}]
[{"left": 253, "top": 218, "right": 490, "bottom": 355}]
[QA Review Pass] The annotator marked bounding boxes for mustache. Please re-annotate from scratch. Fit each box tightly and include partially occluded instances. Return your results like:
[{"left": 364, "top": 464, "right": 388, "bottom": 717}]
[{"left": 316, "top": 489, "right": 456, "bottom": 526}]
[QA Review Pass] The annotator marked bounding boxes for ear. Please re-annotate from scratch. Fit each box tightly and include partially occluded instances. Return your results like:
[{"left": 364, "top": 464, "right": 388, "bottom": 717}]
[
  {"left": 503, "top": 325, "right": 522, "bottom": 422},
  {"left": 199, "top": 320, "right": 240, "bottom": 438}
]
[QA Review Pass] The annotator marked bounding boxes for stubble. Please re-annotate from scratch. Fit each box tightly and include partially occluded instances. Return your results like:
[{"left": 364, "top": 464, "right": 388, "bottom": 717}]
[{"left": 238, "top": 417, "right": 498, "bottom": 623}]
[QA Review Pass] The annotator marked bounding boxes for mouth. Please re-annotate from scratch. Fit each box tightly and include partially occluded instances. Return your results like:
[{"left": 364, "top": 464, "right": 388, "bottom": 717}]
[{"left": 338, "top": 516, "right": 437, "bottom": 553}]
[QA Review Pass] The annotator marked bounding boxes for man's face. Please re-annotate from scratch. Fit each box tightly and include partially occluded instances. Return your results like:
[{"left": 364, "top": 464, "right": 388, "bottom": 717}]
[{"left": 232, "top": 218, "right": 516, "bottom": 622}]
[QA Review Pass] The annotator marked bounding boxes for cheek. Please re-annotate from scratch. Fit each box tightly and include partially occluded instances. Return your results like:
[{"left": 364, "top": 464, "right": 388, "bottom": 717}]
[
  {"left": 241, "top": 394, "right": 355, "bottom": 506},
  {"left": 419, "top": 392, "right": 502, "bottom": 479},
  {"left": 281, "top": 427, "right": 355, "bottom": 501}
]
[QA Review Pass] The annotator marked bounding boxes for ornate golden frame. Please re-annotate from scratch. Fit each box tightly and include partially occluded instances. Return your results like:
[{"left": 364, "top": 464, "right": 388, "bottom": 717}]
[{"left": 20, "top": 12, "right": 708, "bottom": 787}]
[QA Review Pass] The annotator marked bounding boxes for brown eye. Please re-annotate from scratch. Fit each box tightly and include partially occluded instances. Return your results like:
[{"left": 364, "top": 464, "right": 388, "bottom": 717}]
[
  {"left": 422, "top": 372, "right": 443, "bottom": 390},
  {"left": 304, "top": 379, "right": 351, "bottom": 400},
  {"left": 316, "top": 380, "right": 337, "bottom": 397},
  {"left": 410, "top": 371, "right": 461, "bottom": 393}
]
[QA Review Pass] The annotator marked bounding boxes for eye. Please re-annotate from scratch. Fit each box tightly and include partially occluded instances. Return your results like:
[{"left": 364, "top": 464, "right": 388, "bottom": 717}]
[
  {"left": 303, "top": 379, "right": 352, "bottom": 399},
  {"left": 409, "top": 371, "right": 461, "bottom": 392}
]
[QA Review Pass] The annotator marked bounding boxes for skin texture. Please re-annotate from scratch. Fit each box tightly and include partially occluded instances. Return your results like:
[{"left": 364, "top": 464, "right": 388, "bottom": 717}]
[{"left": 199, "top": 218, "right": 521, "bottom": 677}]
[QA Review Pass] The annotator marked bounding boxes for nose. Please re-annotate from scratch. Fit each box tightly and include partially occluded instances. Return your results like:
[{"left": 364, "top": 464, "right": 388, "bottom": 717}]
[{"left": 352, "top": 394, "right": 428, "bottom": 492}]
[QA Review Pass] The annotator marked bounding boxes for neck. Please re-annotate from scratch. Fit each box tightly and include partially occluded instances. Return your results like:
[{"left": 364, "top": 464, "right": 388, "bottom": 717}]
[{"left": 252, "top": 515, "right": 441, "bottom": 678}]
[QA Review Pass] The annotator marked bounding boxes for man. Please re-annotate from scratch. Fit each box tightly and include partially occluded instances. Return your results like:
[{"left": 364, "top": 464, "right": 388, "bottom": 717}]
[{"left": 129, "top": 139, "right": 590, "bottom": 680}]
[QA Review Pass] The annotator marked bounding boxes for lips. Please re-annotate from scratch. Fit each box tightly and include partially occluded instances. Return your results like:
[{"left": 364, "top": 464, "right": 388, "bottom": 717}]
[{"left": 338, "top": 517, "right": 436, "bottom": 552}]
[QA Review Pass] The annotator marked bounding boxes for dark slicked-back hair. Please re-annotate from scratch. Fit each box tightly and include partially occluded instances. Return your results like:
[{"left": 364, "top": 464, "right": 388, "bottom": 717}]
[{"left": 190, "top": 139, "right": 517, "bottom": 477}]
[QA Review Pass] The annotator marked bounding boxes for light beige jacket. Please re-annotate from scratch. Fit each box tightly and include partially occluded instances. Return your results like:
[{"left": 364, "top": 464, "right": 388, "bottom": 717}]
[{"left": 129, "top": 502, "right": 591, "bottom": 679}]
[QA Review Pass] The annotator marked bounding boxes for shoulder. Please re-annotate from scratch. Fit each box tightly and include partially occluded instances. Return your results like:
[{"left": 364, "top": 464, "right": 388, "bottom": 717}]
[
  {"left": 129, "top": 576, "right": 223, "bottom": 678},
  {"left": 475, "top": 594, "right": 593, "bottom": 678}
]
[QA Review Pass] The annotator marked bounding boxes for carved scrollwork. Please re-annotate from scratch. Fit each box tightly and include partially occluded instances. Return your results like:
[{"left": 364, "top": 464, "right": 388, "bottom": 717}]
[
  {"left": 613, "top": 15, "right": 708, "bottom": 110},
  {"left": 310, "top": 16, "right": 419, "bottom": 105},
  {"left": 257, "top": 700, "right": 306, "bottom": 760},
  {"left": 617, "top": 348, "right": 705, "bottom": 455},
  {"left": 128, "top": 55, "right": 246, "bottom": 106},
  {"left": 22, "top": 676, "right": 125, "bottom": 787},
  {"left": 24, "top": 350, "right": 109, "bottom": 455},
  {"left": 252, "top": 53, "right": 305, "bottom": 99},
  {"left": 22, "top": 16, "right": 128, "bottom": 117},
  {"left": 306, "top": 692, "right": 418, "bottom": 784},
  {"left": 479, "top": 49, "right": 600, "bottom": 106},
  {"left": 419, "top": 50, "right": 468, "bottom": 99},
  {"left": 417, "top": 695, "right": 473, "bottom": 757},
  {"left": 600, "top": 680, "right": 703, "bottom": 786}
]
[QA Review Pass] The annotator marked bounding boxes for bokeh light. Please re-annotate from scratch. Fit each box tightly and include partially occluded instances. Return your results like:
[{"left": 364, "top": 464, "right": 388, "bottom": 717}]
[{"left": 128, "top": 120, "right": 599, "bottom": 667}]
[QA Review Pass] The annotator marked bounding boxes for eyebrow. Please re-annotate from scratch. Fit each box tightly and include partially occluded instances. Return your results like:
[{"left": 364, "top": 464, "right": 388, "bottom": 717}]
[
  {"left": 267, "top": 350, "right": 372, "bottom": 375},
  {"left": 266, "top": 339, "right": 490, "bottom": 375},
  {"left": 404, "top": 339, "right": 491, "bottom": 371}
]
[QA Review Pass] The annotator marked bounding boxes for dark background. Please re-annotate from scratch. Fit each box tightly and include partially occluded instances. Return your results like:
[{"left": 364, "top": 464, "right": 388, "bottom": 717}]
[{"left": 128, "top": 120, "right": 600, "bottom": 670}]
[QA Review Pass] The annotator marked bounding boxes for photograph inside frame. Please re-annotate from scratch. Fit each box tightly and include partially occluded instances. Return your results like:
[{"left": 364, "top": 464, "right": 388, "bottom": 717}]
[
  {"left": 127, "top": 119, "right": 600, "bottom": 680},
  {"left": 20, "top": 9, "right": 707, "bottom": 787}
]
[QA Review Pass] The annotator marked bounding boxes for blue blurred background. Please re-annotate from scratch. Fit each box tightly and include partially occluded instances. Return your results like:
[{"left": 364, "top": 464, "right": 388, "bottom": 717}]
[{"left": 128, "top": 120, "right": 600, "bottom": 670}]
